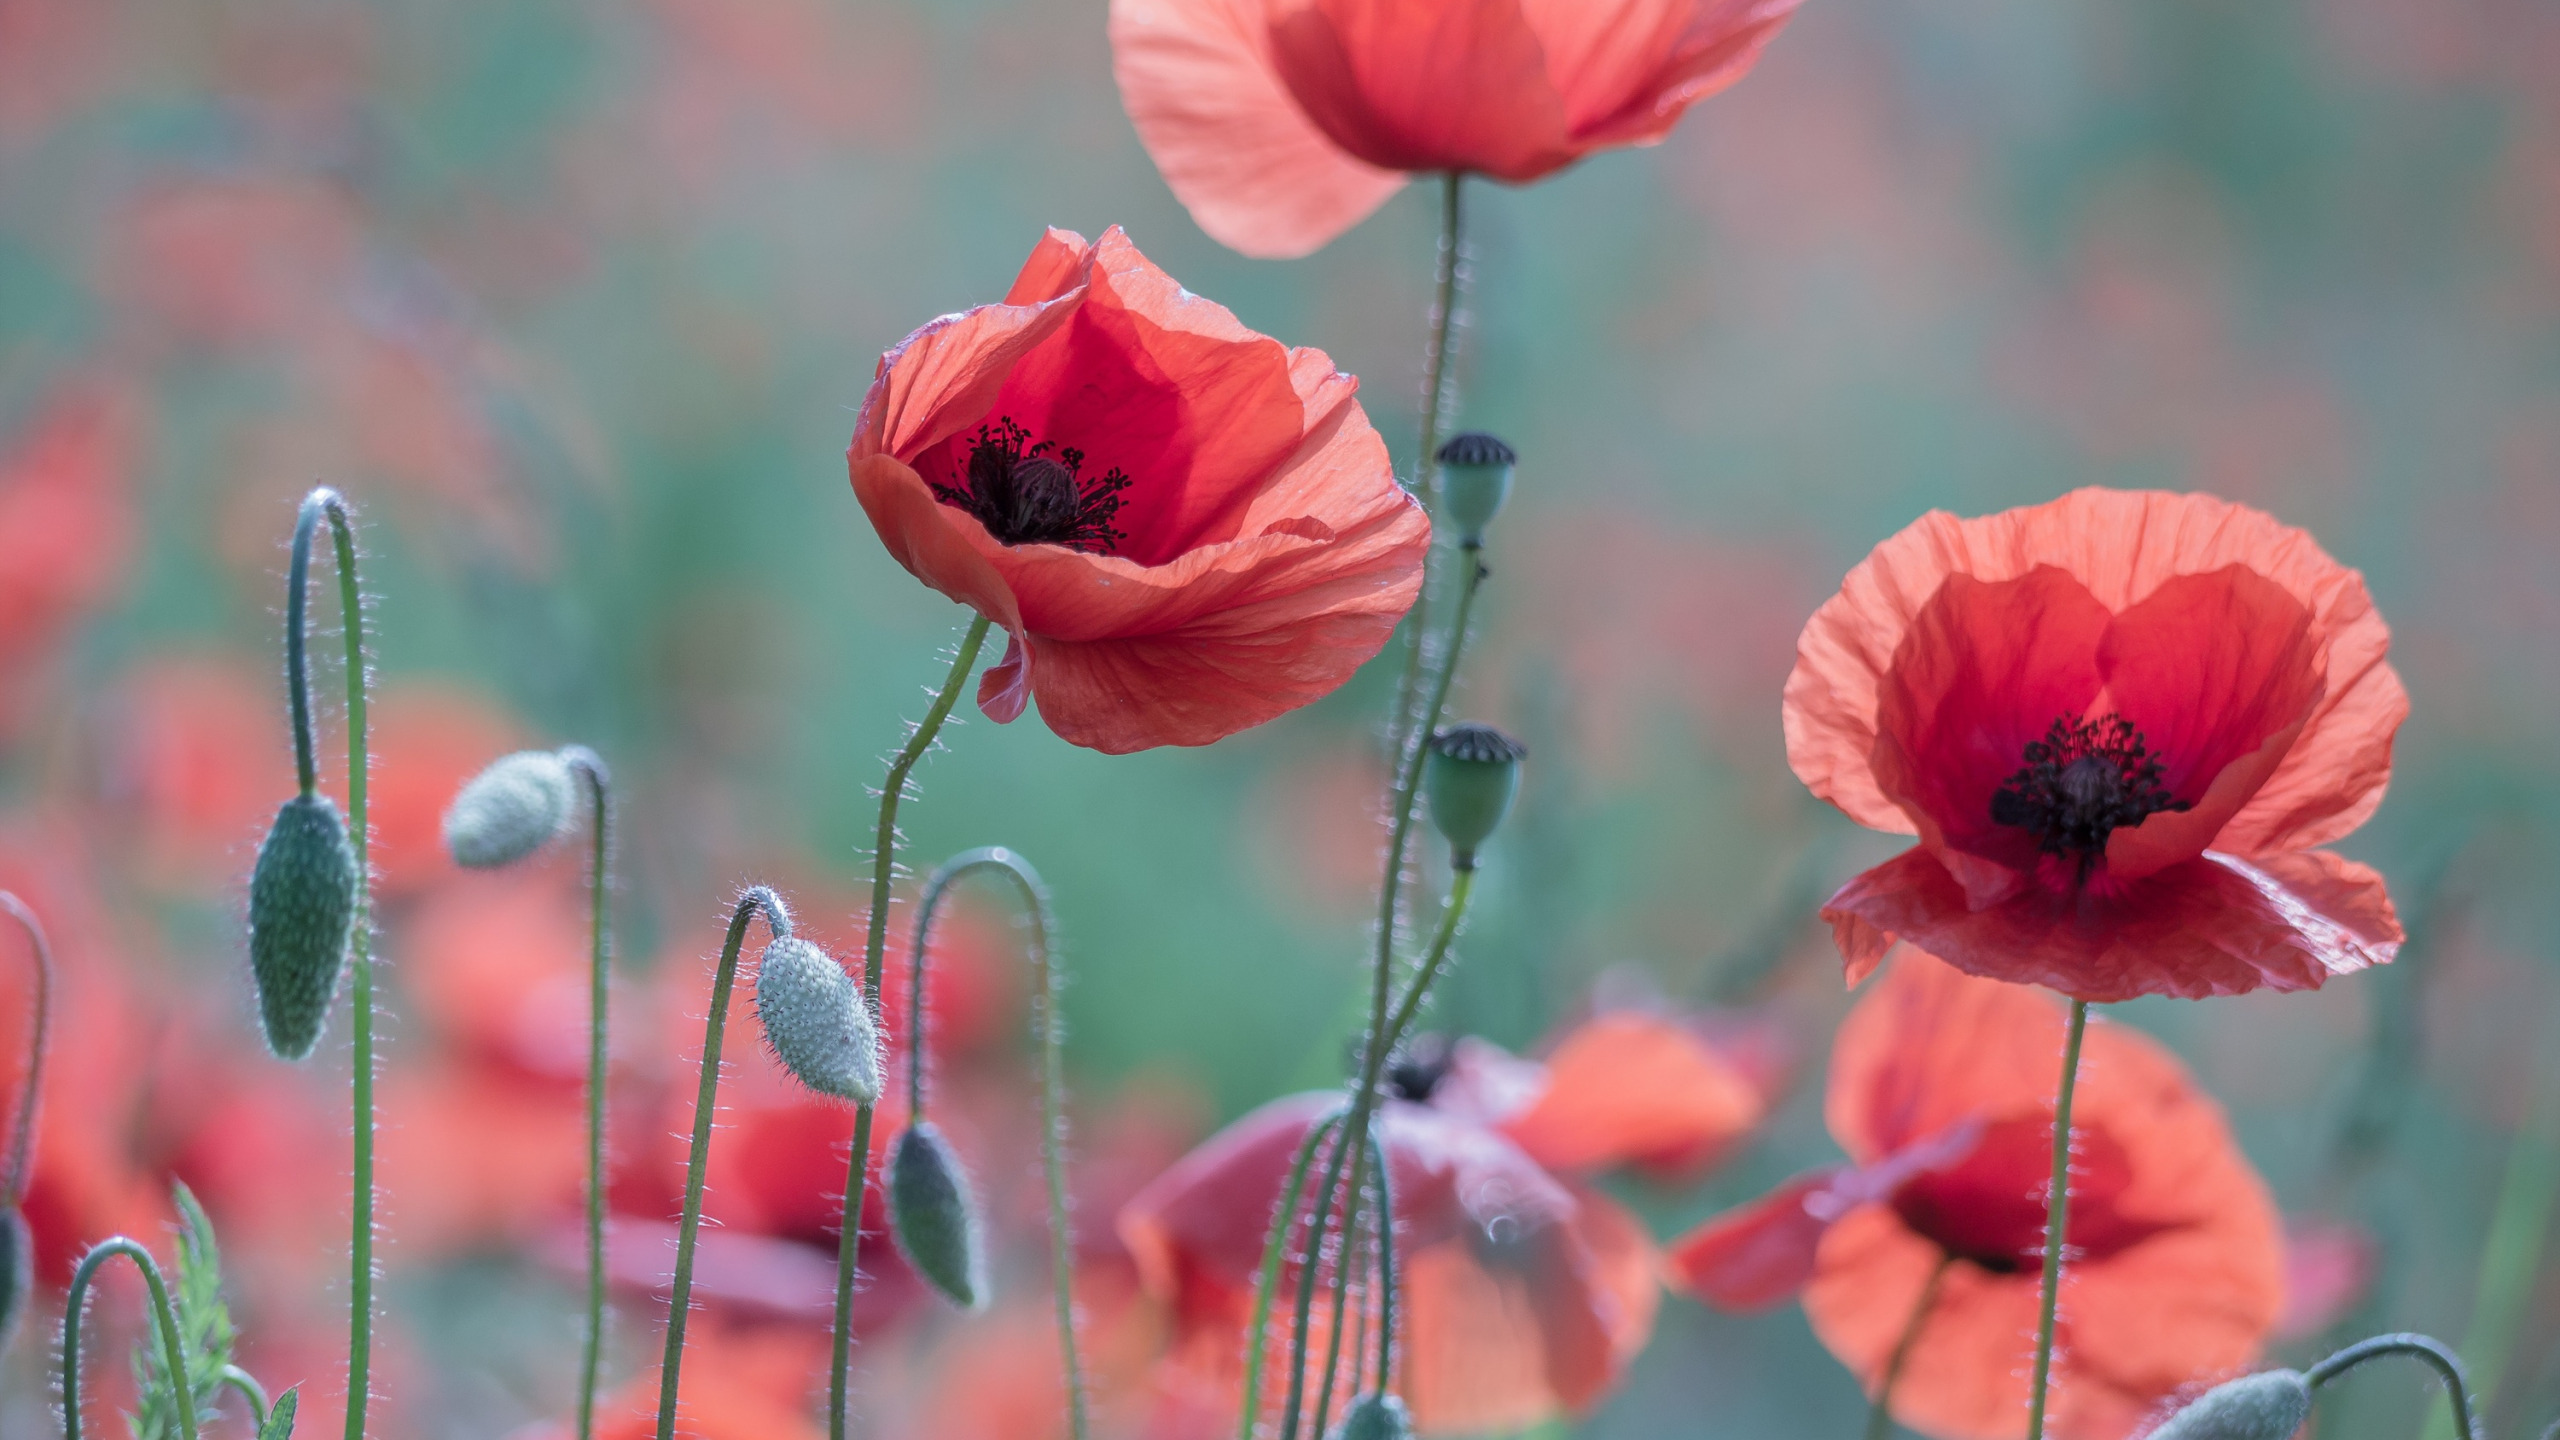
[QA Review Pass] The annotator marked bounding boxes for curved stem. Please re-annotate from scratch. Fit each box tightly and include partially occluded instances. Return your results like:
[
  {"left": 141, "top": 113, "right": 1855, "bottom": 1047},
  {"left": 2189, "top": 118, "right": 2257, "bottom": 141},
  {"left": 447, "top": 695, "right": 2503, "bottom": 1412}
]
[
  {"left": 1310, "top": 1173, "right": 1369, "bottom": 1440},
  {"left": 910, "top": 848, "right": 1087, "bottom": 1440},
  {"left": 829, "top": 614, "right": 993, "bottom": 1440},
  {"left": 655, "top": 888, "right": 792, "bottom": 1440},
  {"left": 1367, "top": 1127, "right": 1396, "bottom": 1395},
  {"left": 61, "top": 1237, "right": 199, "bottom": 1440},
  {"left": 2305, "top": 1333, "right": 2477, "bottom": 1439},
  {"left": 1277, "top": 1119, "right": 1358, "bottom": 1440},
  {"left": 0, "top": 893, "right": 52, "bottom": 1209},
  {"left": 1238, "top": 1111, "right": 1347, "bottom": 1440},
  {"left": 562, "top": 748, "right": 613, "bottom": 1440},
  {"left": 1864, "top": 1254, "right": 1952, "bottom": 1440},
  {"left": 1387, "top": 171, "right": 1469, "bottom": 763},
  {"left": 220, "top": 1365, "right": 272, "bottom": 1434},
  {"left": 2024, "top": 998, "right": 2089, "bottom": 1440},
  {"left": 292, "top": 490, "right": 374, "bottom": 1440}
]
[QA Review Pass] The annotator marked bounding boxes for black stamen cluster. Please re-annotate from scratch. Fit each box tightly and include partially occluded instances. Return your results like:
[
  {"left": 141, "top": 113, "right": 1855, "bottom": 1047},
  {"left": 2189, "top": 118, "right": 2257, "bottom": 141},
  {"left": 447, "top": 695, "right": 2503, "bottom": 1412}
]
[
  {"left": 1385, "top": 1033, "right": 1457, "bottom": 1103},
  {"left": 1989, "top": 712, "right": 2190, "bottom": 877},
  {"left": 934, "top": 417, "right": 1131, "bottom": 553}
]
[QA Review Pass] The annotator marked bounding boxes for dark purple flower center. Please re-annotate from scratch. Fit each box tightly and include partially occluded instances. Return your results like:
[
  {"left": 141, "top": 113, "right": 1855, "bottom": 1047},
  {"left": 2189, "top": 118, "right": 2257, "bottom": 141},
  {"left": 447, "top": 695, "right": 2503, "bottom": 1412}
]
[
  {"left": 1989, "top": 713, "right": 2190, "bottom": 876},
  {"left": 933, "top": 416, "right": 1131, "bottom": 553},
  {"left": 1386, "top": 1033, "right": 1457, "bottom": 1103}
]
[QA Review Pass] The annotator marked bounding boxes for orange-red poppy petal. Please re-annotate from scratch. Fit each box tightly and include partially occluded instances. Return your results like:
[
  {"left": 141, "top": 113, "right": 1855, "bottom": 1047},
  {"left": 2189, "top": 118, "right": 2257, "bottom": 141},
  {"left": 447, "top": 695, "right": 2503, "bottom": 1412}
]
[{"left": 1497, "top": 1011, "right": 1766, "bottom": 1174}]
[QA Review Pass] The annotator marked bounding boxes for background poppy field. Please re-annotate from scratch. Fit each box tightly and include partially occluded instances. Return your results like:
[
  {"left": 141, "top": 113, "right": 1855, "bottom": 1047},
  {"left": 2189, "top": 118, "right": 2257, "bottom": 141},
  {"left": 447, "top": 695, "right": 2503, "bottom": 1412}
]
[{"left": 0, "top": 0, "right": 2556, "bottom": 1437}]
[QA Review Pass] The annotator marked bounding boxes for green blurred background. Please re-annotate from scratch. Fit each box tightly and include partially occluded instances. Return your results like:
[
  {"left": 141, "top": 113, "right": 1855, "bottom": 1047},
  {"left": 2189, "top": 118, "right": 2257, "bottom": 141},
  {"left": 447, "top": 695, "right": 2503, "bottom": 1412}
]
[{"left": 1, "top": 0, "right": 2556, "bottom": 1434}]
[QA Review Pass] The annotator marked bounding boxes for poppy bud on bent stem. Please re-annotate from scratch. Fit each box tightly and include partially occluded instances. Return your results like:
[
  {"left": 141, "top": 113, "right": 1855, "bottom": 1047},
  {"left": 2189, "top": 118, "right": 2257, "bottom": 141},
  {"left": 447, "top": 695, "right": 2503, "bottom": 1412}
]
[
  {"left": 1424, "top": 723, "right": 1526, "bottom": 870},
  {"left": 2142, "top": 1370, "right": 2313, "bottom": 1440},
  {"left": 1434, "top": 433, "right": 1515, "bottom": 548},
  {"left": 247, "top": 794, "right": 358, "bottom": 1060},
  {"left": 755, "top": 937, "right": 881, "bottom": 1104},
  {"left": 889, "top": 1122, "right": 988, "bottom": 1310},
  {"left": 443, "top": 749, "right": 579, "bottom": 869}
]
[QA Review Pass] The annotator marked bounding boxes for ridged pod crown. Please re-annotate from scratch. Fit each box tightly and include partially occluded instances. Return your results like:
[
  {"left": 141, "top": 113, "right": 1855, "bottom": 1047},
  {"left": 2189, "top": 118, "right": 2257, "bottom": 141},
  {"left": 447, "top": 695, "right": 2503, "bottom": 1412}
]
[
  {"left": 0, "top": 1207, "right": 27, "bottom": 1352},
  {"left": 443, "top": 750, "right": 578, "bottom": 869},
  {"left": 1332, "top": 1393, "right": 1415, "bottom": 1440},
  {"left": 248, "top": 794, "right": 357, "bottom": 1060},
  {"left": 2143, "top": 1371, "right": 2314, "bottom": 1440},
  {"left": 1435, "top": 432, "right": 1515, "bottom": 546},
  {"left": 754, "top": 937, "right": 881, "bottom": 1104},
  {"left": 1424, "top": 723, "right": 1527, "bottom": 866},
  {"left": 889, "top": 1122, "right": 987, "bottom": 1311}
]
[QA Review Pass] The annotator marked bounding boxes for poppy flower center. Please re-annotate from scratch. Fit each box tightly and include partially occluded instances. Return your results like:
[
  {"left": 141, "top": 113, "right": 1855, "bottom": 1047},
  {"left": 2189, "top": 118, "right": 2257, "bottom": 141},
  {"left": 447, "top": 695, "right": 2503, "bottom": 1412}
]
[
  {"left": 932, "top": 417, "right": 1132, "bottom": 553},
  {"left": 1891, "top": 1116, "right": 2165, "bottom": 1273},
  {"left": 1387, "top": 1034, "right": 1457, "bottom": 1103},
  {"left": 1988, "top": 713, "right": 2190, "bottom": 877}
]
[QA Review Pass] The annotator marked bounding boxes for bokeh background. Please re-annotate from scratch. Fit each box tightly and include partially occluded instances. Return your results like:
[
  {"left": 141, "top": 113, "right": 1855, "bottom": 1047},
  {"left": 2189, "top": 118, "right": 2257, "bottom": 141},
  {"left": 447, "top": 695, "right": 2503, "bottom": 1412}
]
[{"left": 0, "top": 0, "right": 2556, "bottom": 1435}]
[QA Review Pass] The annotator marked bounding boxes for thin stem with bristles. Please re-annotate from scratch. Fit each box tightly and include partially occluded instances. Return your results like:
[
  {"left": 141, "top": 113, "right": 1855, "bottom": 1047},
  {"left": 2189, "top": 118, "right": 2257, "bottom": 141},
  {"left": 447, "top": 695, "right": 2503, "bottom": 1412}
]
[
  {"left": 1865, "top": 1254, "right": 1952, "bottom": 1440},
  {"left": 219, "top": 1366, "right": 272, "bottom": 1434},
  {"left": 61, "top": 1238, "right": 199, "bottom": 1440},
  {"left": 1277, "top": 1118, "right": 1358, "bottom": 1440},
  {"left": 910, "top": 848, "right": 1087, "bottom": 1440},
  {"left": 656, "top": 888, "right": 792, "bottom": 1440},
  {"left": 562, "top": 748, "right": 613, "bottom": 1440},
  {"left": 1387, "top": 172, "right": 1470, "bottom": 764},
  {"left": 829, "top": 614, "right": 993, "bottom": 1440},
  {"left": 2024, "top": 998, "right": 2089, "bottom": 1440},
  {"left": 0, "top": 893, "right": 52, "bottom": 1210},
  {"left": 2305, "top": 1333, "right": 2477, "bottom": 1439},
  {"left": 1368, "top": 1127, "right": 1396, "bottom": 1394},
  {"left": 1238, "top": 1111, "right": 1346, "bottom": 1440},
  {"left": 291, "top": 489, "right": 375, "bottom": 1440}
]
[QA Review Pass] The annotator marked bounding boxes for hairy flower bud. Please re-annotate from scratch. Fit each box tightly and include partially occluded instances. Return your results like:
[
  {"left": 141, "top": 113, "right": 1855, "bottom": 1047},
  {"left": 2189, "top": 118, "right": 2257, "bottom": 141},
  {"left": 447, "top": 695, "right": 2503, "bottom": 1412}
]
[
  {"left": 248, "top": 795, "right": 357, "bottom": 1060},
  {"left": 1425, "top": 723, "right": 1526, "bottom": 868},
  {"left": 889, "top": 1122, "right": 987, "bottom": 1310},
  {"left": 1435, "top": 432, "right": 1515, "bottom": 547},
  {"left": 0, "top": 1206, "right": 27, "bottom": 1351},
  {"left": 2143, "top": 1370, "right": 2313, "bottom": 1440},
  {"left": 754, "top": 937, "right": 881, "bottom": 1103},
  {"left": 1331, "top": 1393, "right": 1415, "bottom": 1440},
  {"left": 443, "top": 750, "right": 578, "bottom": 869}
]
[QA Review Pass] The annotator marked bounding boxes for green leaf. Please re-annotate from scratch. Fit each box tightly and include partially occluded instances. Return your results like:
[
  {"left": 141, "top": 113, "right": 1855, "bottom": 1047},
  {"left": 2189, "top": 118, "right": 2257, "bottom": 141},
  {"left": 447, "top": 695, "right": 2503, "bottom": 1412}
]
[
  {"left": 257, "top": 1387, "right": 299, "bottom": 1440},
  {"left": 128, "top": 1183, "right": 237, "bottom": 1440}
]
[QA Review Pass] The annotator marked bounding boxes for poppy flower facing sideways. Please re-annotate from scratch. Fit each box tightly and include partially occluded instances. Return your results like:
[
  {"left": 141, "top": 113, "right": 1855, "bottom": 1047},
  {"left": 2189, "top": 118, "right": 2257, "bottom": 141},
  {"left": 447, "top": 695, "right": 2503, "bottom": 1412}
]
[
  {"left": 1668, "top": 952, "right": 2284, "bottom": 1440},
  {"left": 850, "top": 226, "right": 1428, "bottom": 753},
  {"left": 1786, "top": 488, "right": 2407, "bottom": 1001},
  {"left": 1119, "top": 1012, "right": 1775, "bottom": 1436},
  {"left": 1110, "top": 0, "right": 1804, "bottom": 258}
]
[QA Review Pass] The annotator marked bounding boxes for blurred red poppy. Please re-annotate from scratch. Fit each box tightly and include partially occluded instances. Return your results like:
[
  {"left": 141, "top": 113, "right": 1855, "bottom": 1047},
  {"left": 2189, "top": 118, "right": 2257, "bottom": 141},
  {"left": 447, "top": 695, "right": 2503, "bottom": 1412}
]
[
  {"left": 1109, "top": 0, "right": 1803, "bottom": 258},
  {"left": 849, "top": 225, "right": 1427, "bottom": 753},
  {"left": 1786, "top": 488, "right": 2407, "bottom": 1001},
  {"left": 0, "top": 380, "right": 138, "bottom": 736},
  {"left": 1667, "top": 951, "right": 2283, "bottom": 1440},
  {"left": 508, "top": 1319, "right": 827, "bottom": 1440},
  {"left": 1120, "top": 1013, "right": 1772, "bottom": 1435}
]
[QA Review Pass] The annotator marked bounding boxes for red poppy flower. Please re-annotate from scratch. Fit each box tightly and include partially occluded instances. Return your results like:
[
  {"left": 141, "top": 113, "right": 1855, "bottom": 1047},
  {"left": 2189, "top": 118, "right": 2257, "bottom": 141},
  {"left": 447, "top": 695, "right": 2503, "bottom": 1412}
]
[
  {"left": 849, "top": 226, "right": 1427, "bottom": 754},
  {"left": 1110, "top": 0, "right": 1804, "bottom": 258},
  {"left": 1119, "top": 1015, "right": 1771, "bottom": 1435},
  {"left": 1667, "top": 952, "right": 2283, "bottom": 1440},
  {"left": 1785, "top": 488, "right": 2407, "bottom": 1001}
]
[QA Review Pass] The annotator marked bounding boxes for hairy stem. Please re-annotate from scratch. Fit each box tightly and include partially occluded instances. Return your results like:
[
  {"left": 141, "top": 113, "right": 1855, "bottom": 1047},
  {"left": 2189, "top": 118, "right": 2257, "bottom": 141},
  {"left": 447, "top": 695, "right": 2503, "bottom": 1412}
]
[
  {"left": 656, "top": 889, "right": 791, "bottom": 1440},
  {"left": 61, "top": 1238, "right": 199, "bottom": 1440},
  {"left": 2024, "top": 999, "right": 2089, "bottom": 1440},
  {"left": 2306, "top": 1333, "right": 2477, "bottom": 1440},
  {"left": 1865, "top": 1255, "right": 1952, "bottom": 1440},
  {"left": 1386, "top": 172, "right": 1469, "bottom": 765},
  {"left": 0, "top": 893, "right": 52, "bottom": 1210},
  {"left": 563, "top": 748, "right": 613, "bottom": 1440},
  {"left": 219, "top": 1365, "right": 272, "bottom": 1434},
  {"left": 830, "top": 615, "right": 993, "bottom": 1440},
  {"left": 1238, "top": 1111, "right": 1347, "bottom": 1440}
]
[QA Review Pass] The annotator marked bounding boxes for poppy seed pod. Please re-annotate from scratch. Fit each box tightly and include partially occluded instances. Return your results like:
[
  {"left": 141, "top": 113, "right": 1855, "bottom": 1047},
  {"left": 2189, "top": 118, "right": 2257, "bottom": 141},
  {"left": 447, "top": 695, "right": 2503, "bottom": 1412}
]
[
  {"left": 1425, "top": 723, "right": 1527, "bottom": 869},
  {"left": 0, "top": 1206, "right": 27, "bottom": 1350},
  {"left": 2142, "top": 1370, "right": 2313, "bottom": 1440},
  {"left": 889, "top": 1122, "right": 988, "bottom": 1310},
  {"left": 443, "top": 749, "right": 578, "bottom": 869},
  {"left": 248, "top": 794, "right": 358, "bottom": 1060},
  {"left": 1435, "top": 433, "right": 1515, "bottom": 547},
  {"left": 754, "top": 937, "right": 881, "bottom": 1104},
  {"left": 1331, "top": 1393, "right": 1415, "bottom": 1440}
]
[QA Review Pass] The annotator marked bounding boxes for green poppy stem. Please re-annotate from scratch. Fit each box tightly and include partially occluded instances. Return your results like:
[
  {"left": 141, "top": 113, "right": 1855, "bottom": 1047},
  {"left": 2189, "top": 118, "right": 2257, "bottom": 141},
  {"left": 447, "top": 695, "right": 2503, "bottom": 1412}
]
[
  {"left": 61, "top": 1237, "right": 199, "bottom": 1440},
  {"left": 2024, "top": 998, "right": 2089, "bottom": 1440},
  {"left": 0, "top": 893, "right": 52, "bottom": 1211},
  {"left": 562, "top": 748, "right": 613, "bottom": 1440},
  {"left": 2306, "top": 1332, "right": 2476, "bottom": 1439},
  {"left": 829, "top": 614, "right": 993, "bottom": 1440},
  {"left": 1865, "top": 1254, "right": 1952, "bottom": 1440},
  {"left": 219, "top": 1365, "right": 272, "bottom": 1434},
  {"left": 1386, "top": 171, "right": 1469, "bottom": 765},
  {"left": 1237, "top": 1111, "right": 1348, "bottom": 1440}
]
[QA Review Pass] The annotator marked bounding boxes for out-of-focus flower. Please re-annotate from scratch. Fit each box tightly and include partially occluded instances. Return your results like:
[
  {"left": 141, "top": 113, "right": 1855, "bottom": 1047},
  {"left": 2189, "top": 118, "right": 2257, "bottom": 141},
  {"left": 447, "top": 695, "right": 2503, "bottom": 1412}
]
[
  {"left": 848, "top": 225, "right": 1427, "bottom": 753},
  {"left": 2271, "top": 1214, "right": 2375, "bottom": 1343},
  {"left": 0, "top": 380, "right": 138, "bottom": 737},
  {"left": 1109, "top": 0, "right": 1803, "bottom": 258},
  {"left": 511, "top": 1319, "right": 827, "bottom": 1440},
  {"left": 368, "top": 684, "right": 531, "bottom": 895},
  {"left": 1668, "top": 951, "right": 2283, "bottom": 1440},
  {"left": 106, "top": 655, "right": 287, "bottom": 891},
  {"left": 1120, "top": 1012, "right": 1773, "bottom": 1435},
  {"left": 1787, "top": 488, "right": 2407, "bottom": 1001}
]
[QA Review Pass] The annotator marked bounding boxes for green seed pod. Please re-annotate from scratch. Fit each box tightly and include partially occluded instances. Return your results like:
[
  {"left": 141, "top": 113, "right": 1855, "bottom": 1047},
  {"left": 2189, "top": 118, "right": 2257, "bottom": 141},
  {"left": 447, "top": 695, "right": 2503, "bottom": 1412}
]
[
  {"left": 0, "top": 1206, "right": 28, "bottom": 1352},
  {"left": 1435, "top": 432, "right": 1515, "bottom": 547},
  {"left": 889, "top": 1122, "right": 987, "bottom": 1311},
  {"left": 1424, "top": 723, "right": 1526, "bottom": 869},
  {"left": 443, "top": 749, "right": 578, "bottom": 869},
  {"left": 754, "top": 937, "right": 881, "bottom": 1104},
  {"left": 248, "top": 794, "right": 357, "bottom": 1061},
  {"left": 1331, "top": 1393, "right": 1415, "bottom": 1440},
  {"left": 2143, "top": 1371, "right": 2313, "bottom": 1440}
]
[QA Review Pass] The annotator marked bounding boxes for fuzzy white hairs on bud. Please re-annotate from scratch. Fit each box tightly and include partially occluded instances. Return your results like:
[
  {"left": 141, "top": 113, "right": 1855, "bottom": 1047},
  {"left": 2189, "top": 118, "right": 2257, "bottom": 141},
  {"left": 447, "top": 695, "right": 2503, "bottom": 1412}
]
[
  {"left": 754, "top": 937, "right": 882, "bottom": 1104},
  {"left": 444, "top": 749, "right": 580, "bottom": 869}
]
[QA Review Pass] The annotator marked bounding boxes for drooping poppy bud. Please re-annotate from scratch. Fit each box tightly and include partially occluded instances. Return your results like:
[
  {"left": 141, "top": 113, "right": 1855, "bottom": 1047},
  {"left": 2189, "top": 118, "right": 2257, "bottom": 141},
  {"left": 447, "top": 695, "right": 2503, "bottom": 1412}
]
[
  {"left": 248, "top": 794, "right": 358, "bottom": 1060},
  {"left": 1435, "top": 433, "right": 1515, "bottom": 548},
  {"left": 1425, "top": 723, "right": 1526, "bottom": 869},
  {"left": 754, "top": 937, "right": 881, "bottom": 1104},
  {"left": 889, "top": 1122, "right": 987, "bottom": 1310},
  {"left": 443, "top": 749, "right": 579, "bottom": 869},
  {"left": 2142, "top": 1370, "right": 2314, "bottom": 1440},
  {"left": 1331, "top": 1393, "right": 1415, "bottom": 1440},
  {"left": 0, "top": 1206, "right": 27, "bottom": 1350}
]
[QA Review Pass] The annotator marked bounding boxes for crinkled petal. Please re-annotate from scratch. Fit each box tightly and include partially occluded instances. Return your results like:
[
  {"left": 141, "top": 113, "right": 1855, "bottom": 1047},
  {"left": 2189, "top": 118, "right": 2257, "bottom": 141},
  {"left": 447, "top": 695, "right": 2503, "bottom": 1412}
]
[
  {"left": 1521, "top": 0, "right": 1801, "bottom": 146},
  {"left": 851, "top": 236, "right": 1092, "bottom": 464},
  {"left": 1664, "top": 1171, "right": 1839, "bottom": 1309},
  {"left": 1268, "top": 0, "right": 1577, "bottom": 179}
]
